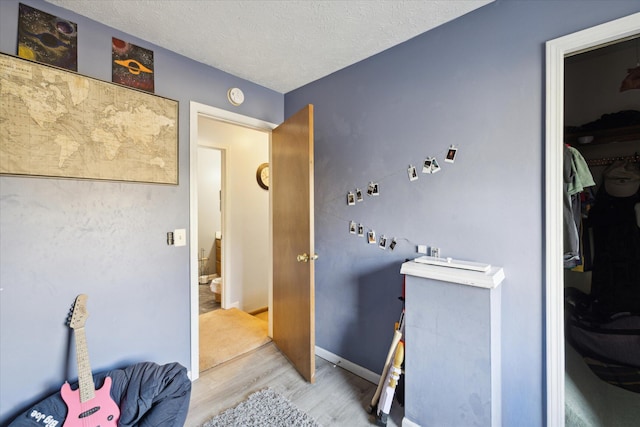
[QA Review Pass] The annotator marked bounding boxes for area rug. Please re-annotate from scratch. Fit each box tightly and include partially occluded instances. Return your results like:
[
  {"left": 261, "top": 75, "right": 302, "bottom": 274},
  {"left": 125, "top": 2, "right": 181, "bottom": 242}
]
[
  {"left": 199, "top": 307, "right": 270, "bottom": 372},
  {"left": 201, "top": 388, "right": 321, "bottom": 427}
]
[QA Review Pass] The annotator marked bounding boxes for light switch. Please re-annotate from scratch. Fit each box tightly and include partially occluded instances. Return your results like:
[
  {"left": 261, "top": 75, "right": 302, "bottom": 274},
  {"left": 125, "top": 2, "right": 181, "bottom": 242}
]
[{"left": 174, "top": 229, "right": 186, "bottom": 247}]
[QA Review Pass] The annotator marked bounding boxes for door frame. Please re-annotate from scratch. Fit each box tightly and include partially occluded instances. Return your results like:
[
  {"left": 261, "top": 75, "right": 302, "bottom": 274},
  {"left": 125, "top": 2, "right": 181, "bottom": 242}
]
[
  {"left": 544, "top": 13, "right": 639, "bottom": 426},
  {"left": 189, "top": 101, "right": 277, "bottom": 380}
]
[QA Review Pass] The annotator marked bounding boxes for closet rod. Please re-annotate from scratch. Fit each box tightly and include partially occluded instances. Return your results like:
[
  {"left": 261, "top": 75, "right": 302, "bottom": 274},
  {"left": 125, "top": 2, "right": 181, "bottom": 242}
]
[{"left": 586, "top": 152, "right": 639, "bottom": 167}]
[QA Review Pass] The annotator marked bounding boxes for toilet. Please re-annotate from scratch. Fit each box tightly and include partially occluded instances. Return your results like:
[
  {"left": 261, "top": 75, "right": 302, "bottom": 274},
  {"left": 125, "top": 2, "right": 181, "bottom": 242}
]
[{"left": 210, "top": 277, "right": 222, "bottom": 303}]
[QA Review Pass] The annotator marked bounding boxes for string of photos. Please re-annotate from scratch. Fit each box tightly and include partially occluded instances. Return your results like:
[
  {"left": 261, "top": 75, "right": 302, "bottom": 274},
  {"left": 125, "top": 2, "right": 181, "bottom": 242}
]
[{"left": 340, "top": 144, "right": 459, "bottom": 252}]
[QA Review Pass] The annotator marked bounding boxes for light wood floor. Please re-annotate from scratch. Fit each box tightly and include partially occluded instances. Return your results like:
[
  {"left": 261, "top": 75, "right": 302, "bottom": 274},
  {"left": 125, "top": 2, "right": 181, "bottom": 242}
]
[{"left": 185, "top": 342, "right": 404, "bottom": 426}]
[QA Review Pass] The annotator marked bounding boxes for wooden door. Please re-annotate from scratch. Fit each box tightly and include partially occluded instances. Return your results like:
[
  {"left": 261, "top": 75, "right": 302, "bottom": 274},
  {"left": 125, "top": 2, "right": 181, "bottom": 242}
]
[{"left": 271, "top": 105, "right": 315, "bottom": 383}]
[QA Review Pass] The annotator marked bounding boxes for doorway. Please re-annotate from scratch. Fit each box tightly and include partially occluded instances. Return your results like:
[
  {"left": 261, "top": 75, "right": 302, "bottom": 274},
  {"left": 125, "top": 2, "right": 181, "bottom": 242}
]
[
  {"left": 189, "top": 101, "right": 277, "bottom": 379},
  {"left": 196, "top": 120, "right": 270, "bottom": 312},
  {"left": 544, "top": 12, "right": 640, "bottom": 426},
  {"left": 563, "top": 36, "right": 640, "bottom": 426},
  {"left": 197, "top": 146, "right": 222, "bottom": 314}
]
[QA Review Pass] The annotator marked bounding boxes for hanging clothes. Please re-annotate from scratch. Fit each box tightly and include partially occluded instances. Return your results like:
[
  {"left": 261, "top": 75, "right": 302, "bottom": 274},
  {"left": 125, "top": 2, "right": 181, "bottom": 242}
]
[
  {"left": 564, "top": 145, "right": 596, "bottom": 268},
  {"left": 588, "top": 161, "right": 640, "bottom": 315}
]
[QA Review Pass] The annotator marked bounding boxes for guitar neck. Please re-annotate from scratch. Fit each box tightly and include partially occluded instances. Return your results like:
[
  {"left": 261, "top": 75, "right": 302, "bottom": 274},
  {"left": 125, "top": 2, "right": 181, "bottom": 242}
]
[{"left": 74, "top": 327, "right": 96, "bottom": 402}]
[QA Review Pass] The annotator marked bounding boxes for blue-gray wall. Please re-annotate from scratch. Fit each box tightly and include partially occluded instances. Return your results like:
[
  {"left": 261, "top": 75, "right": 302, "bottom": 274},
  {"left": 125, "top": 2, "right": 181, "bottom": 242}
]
[
  {"left": 2, "top": 0, "right": 640, "bottom": 425},
  {"left": 0, "top": 0, "right": 282, "bottom": 423},
  {"left": 285, "top": 1, "right": 639, "bottom": 425}
]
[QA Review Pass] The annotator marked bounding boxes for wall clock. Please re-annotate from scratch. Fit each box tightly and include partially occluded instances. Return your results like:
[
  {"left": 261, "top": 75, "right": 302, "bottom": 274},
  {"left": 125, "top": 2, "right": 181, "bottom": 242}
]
[{"left": 256, "top": 162, "right": 269, "bottom": 190}]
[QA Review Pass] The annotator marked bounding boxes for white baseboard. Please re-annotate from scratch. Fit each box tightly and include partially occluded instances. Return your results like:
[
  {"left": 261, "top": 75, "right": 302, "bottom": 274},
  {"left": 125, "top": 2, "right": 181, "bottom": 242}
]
[
  {"left": 402, "top": 417, "right": 421, "bottom": 427},
  {"left": 315, "top": 346, "right": 380, "bottom": 385}
]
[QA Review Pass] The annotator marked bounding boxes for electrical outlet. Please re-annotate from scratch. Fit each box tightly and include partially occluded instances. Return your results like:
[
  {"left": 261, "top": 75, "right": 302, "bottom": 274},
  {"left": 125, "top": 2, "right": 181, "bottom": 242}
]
[
  {"left": 174, "top": 229, "right": 186, "bottom": 247},
  {"left": 430, "top": 247, "right": 440, "bottom": 258},
  {"left": 417, "top": 245, "right": 427, "bottom": 254},
  {"left": 166, "top": 232, "right": 174, "bottom": 245}
]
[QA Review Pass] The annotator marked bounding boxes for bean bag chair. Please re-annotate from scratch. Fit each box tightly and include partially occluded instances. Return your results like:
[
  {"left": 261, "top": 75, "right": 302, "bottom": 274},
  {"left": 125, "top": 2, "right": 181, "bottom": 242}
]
[{"left": 7, "top": 362, "right": 191, "bottom": 427}]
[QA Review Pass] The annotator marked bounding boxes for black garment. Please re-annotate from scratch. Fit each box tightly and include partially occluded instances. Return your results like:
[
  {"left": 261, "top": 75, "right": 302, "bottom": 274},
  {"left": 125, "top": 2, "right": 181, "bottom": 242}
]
[
  {"left": 588, "top": 187, "right": 640, "bottom": 315},
  {"left": 7, "top": 362, "right": 191, "bottom": 427}
]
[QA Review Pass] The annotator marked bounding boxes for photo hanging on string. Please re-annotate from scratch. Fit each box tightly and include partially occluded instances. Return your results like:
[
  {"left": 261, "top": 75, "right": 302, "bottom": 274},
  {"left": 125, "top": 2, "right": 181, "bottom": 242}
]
[
  {"left": 431, "top": 157, "right": 441, "bottom": 173},
  {"left": 408, "top": 165, "right": 418, "bottom": 181},
  {"left": 445, "top": 146, "right": 458, "bottom": 163},
  {"left": 422, "top": 157, "right": 433, "bottom": 174},
  {"left": 367, "top": 182, "right": 380, "bottom": 196},
  {"left": 347, "top": 192, "right": 355, "bottom": 205}
]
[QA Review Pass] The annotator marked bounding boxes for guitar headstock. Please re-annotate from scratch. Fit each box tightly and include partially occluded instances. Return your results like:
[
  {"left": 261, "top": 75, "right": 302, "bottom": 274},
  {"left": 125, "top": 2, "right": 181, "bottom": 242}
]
[{"left": 68, "top": 294, "right": 89, "bottom": 329}]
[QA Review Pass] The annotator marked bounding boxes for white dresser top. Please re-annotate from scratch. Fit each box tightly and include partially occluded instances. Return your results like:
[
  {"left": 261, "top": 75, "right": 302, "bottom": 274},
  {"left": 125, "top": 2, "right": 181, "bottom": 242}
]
[{"left": 401, "top": 257, "right": 505, "bottom": 289}]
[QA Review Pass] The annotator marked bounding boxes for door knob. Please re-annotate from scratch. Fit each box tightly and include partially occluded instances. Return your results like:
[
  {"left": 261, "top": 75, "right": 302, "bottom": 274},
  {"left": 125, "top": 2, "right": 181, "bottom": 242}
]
[{"left": 296, "top": 253, "right": 318, "bottom": 263}]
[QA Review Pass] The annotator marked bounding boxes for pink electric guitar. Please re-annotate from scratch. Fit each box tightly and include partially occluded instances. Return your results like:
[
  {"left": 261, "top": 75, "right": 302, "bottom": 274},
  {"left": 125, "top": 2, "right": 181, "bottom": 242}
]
[{"left": 61, "top": 294, "right": 120, "bottom": 427}]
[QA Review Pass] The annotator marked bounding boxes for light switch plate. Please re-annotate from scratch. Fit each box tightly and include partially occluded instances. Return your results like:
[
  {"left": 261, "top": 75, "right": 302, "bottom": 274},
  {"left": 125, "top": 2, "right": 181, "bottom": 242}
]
[{"left": 174, "top": 228, "right": 186, "bottom": 247}]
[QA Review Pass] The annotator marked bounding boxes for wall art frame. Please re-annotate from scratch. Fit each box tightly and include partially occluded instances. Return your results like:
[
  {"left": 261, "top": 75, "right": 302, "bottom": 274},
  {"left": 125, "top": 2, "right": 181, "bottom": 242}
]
[{"left": 0, "top": 52, "right": 178, "bottom": 184}]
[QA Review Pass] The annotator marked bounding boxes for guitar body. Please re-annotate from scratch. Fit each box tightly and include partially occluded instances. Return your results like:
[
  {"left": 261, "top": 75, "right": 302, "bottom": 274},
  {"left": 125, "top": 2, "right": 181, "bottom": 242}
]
[{"left": 60, "top": 376, "right": 120, "bottom": 427}]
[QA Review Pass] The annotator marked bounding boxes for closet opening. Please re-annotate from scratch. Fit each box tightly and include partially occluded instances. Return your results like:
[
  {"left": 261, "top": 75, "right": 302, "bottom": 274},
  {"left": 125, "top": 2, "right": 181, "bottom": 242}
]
[{"left": 563, "top": 35, "right": 640, "bottom": 427}]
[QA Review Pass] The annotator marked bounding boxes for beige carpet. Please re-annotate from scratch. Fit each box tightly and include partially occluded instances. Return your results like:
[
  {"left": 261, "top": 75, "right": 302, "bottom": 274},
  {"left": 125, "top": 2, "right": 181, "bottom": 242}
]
[{"left": 199, "top": 308, "right": 271, "bottom": 372}]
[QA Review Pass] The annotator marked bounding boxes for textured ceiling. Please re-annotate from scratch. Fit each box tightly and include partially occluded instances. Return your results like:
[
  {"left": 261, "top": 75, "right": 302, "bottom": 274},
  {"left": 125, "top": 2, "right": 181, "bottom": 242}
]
[{"left": 44, "top": 0, "right": 493, "bottom": 93}]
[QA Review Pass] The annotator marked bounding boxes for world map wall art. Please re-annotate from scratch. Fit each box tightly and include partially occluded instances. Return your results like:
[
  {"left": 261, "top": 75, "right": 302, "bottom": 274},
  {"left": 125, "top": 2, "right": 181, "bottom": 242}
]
[{"left": 0, "top": 53, "right": 179, "bottom": 185}]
